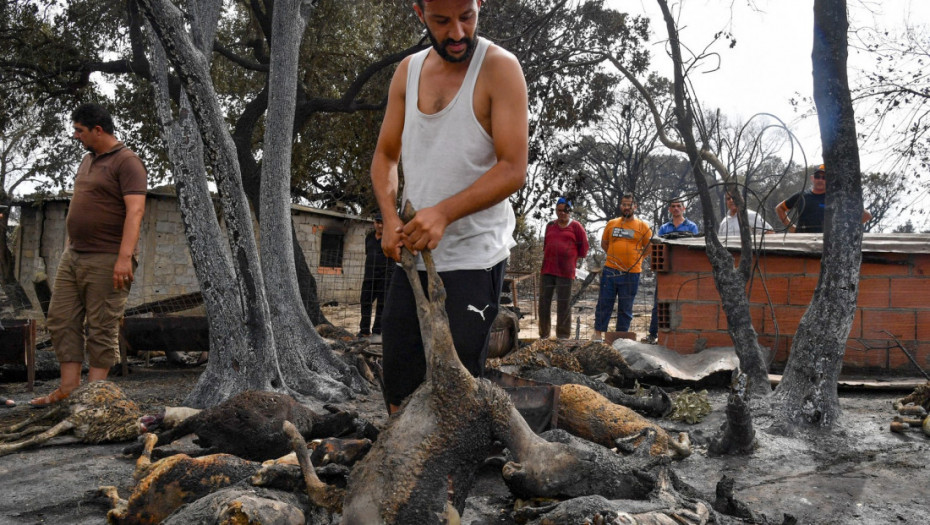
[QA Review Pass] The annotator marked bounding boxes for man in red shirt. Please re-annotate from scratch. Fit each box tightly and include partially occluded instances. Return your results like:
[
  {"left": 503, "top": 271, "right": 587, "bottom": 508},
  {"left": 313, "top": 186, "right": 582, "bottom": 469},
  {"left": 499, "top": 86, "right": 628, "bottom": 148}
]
[{"left": 538, "top": 197, "right": 589, "bottom": 339}]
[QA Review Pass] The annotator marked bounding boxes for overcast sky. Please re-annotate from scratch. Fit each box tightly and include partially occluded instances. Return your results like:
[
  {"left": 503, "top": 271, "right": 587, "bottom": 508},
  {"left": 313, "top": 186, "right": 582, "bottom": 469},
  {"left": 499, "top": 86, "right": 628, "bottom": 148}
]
[{"left": 601, "top": 0, "right": 929, "bottom": 229}]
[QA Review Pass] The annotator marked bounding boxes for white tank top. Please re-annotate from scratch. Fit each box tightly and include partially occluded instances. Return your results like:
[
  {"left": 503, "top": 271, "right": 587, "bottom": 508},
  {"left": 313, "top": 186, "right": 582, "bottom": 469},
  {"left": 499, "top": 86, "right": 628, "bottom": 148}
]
[{"left": 401, "top": 37, "right": 516, "bottom": 272}]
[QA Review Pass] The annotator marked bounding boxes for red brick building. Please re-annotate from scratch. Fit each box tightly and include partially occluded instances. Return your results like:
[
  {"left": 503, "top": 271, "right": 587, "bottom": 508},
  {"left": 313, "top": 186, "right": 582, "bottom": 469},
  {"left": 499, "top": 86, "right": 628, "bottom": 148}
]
[{"left": 651, "top": 234, "right": 930, "bottom": 374}]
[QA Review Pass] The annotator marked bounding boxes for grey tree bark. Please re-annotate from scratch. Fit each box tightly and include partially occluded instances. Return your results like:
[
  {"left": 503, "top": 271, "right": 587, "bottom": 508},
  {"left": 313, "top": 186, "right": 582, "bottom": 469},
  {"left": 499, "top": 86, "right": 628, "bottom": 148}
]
[
  {"left": 772, "top": 0, "right": 864, "bottom": 429},
  {"left": 259, "top": 0, "right": 368, "bottom": 399},
  {"left": 654, "top": 0, "right": 770, "bottom": 396},
  {"left": 598, "top": 1, "right": 771, "bottom": 396},
  {"left": 142, "top": 0, "right": 281, "bottom": 407},
  {"left": 138, "top": 0, "right": 365, "bottom": 407}
]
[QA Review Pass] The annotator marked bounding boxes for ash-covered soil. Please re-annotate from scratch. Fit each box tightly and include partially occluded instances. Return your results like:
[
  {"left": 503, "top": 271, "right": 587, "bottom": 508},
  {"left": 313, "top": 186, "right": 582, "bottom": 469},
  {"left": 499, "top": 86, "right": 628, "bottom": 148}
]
[{"left": 0, "top": 353, "right": 926, "bottom": 525}]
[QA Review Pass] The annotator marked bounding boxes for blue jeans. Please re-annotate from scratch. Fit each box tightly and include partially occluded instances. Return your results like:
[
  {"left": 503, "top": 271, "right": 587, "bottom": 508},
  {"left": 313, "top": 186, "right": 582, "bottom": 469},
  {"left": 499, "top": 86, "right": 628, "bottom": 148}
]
[
  {"left": 595, "top": 267, "right": 640, "bottom": 332},
  {"left": 648, "top": 294, "right": 659, "bottom": 338}
]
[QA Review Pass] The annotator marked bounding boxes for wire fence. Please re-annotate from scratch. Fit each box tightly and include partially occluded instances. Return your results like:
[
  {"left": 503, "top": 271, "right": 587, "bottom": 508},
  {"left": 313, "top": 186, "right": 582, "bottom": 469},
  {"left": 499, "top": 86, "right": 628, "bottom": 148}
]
[{"left": 1, "top": 248, "right": 660, "bottom": 346}]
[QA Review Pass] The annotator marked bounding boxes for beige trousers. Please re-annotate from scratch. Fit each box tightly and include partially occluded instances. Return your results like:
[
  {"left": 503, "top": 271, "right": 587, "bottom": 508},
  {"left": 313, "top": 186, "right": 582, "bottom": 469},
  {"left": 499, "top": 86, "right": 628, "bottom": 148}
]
[{"left": 47, "top": 249, "right": 134, "bottom": 368}]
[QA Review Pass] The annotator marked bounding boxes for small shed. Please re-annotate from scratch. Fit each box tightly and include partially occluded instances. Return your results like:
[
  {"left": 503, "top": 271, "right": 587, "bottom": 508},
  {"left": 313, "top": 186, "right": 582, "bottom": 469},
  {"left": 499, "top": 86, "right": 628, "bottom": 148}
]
[
  {"left": 651, "top": 233, "right": 930, "bottom": 374},
  {"left": 11, "top": 191, "right": 374, "bottom": 316}
]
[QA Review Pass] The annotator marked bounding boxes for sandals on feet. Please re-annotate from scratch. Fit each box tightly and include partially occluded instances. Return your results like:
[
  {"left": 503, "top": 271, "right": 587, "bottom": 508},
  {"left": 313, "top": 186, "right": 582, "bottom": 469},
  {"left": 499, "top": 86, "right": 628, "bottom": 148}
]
[
  {"left": 1, "top": 396, "right": 14, "bottom": 408},
  {"left": 28, "top": 389, "right": 70, "bottom": 407}
]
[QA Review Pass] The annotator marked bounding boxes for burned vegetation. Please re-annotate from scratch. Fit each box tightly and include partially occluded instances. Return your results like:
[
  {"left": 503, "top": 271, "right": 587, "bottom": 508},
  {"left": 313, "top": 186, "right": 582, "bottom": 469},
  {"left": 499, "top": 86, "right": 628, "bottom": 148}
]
[{"left": 2, "top": 245, "right": 784, "bottom": 524}]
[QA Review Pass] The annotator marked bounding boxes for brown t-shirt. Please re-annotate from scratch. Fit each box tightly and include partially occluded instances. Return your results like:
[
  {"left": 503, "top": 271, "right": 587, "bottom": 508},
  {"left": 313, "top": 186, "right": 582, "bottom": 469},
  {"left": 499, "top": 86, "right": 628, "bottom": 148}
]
[{"left": 66, "top": 143, "right": 147, "bottom": 253}]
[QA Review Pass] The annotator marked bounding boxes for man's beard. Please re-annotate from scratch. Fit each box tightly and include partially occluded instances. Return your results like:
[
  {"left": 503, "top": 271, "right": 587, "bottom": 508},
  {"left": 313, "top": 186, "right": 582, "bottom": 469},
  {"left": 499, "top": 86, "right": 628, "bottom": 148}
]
[
  {"left": 621, "top": 209, "right": 634, "bottom": 218},
  {"left": 424, "top": 24, "right": 477, "bottom": 63}
]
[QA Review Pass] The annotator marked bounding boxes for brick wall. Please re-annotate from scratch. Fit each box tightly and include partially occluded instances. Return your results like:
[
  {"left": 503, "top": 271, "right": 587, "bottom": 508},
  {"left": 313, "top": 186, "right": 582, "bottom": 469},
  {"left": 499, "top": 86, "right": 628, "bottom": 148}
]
[{"left": 655, "top": 241, "right": 930, "bottom": 373}]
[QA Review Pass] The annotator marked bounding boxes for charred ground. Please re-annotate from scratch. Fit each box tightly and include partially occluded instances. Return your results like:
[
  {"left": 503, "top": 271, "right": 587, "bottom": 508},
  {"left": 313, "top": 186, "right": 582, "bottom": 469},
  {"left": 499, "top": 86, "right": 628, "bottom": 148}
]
[{"left": 0, "top": 354, "right": 926, "bottom": 524}]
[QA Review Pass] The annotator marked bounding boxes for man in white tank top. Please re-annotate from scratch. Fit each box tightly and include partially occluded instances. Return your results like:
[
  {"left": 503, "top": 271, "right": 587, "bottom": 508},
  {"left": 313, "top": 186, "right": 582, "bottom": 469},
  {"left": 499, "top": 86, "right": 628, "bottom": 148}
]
[{"left": 370, "top": 0, "right": 528, "bottom": 413}]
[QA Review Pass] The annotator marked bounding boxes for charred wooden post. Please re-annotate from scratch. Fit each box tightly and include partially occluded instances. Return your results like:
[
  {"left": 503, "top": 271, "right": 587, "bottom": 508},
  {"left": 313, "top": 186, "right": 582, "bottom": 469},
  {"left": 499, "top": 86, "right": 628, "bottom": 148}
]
[{"left": 708, "top": 372, "right": 756, "bottom": 456}]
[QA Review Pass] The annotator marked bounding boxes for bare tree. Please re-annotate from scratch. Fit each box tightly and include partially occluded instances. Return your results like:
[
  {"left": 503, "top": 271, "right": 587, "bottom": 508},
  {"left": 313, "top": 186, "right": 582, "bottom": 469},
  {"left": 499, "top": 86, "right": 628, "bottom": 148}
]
[
  {"left": 772, "top": 0, "right": 867, "bottom": 430},
  {"left": 139, "top": 0, "right": 367, "bottom": 408},
  {"left": 599, "top": 1, "right": 772, "bottom": 396}
]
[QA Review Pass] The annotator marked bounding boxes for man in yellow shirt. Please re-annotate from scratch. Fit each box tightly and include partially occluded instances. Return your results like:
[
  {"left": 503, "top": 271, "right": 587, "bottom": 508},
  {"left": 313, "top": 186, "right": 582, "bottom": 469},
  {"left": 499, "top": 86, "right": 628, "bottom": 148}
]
[{"left": 594, "top": 193, "right": 652, "bottom": 341}]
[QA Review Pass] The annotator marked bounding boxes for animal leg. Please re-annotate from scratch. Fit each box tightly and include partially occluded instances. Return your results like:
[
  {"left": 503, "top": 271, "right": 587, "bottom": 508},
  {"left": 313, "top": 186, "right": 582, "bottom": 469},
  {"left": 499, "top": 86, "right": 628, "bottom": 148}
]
[
  {"left": 132, "top": 433, "right": 160, "bottom": 481},
  {"left": 0, "top": 424, "right": 55, "bottom": 442},
  {"left": 0, "top": 405, "right": 64, "bottom": 434},
  {"left": 282, "top": 420, "right": 344, "bottom": 513},
  {"left": 97, "top": 485, "right": 126, "bottom": 510},
  {"left": 0, "top": 419, "right": 75, "bottom": 457},
  {"left": 122, "top": 417, "right": 194, "bottom": 457}
]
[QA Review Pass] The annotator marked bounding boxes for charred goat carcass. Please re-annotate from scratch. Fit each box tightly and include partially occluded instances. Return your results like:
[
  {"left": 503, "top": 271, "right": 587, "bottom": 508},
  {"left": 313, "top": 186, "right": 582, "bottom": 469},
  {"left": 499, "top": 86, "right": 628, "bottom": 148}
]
[
  {"left": 325, "top": 205, "right": 706, "bottom": 524},
  {"left": 100, "top": 432, "right": 262, "bottom": 525},
  {"left": 123, "top": 390, "right": 361, "bottom": 461}
]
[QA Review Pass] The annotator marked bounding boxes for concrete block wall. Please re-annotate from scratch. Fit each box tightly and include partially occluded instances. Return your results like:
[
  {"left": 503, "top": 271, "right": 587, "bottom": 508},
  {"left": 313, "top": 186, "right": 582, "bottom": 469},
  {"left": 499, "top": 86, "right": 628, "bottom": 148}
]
[
  {"left": 655, "top": 244, "right": 930, "bottom": 373},
  {"left": 291, "top": 213, "right": 370, "bottom": 305},
  {"left": 13, "top": 195, "right": 372, "bottom": 315}
]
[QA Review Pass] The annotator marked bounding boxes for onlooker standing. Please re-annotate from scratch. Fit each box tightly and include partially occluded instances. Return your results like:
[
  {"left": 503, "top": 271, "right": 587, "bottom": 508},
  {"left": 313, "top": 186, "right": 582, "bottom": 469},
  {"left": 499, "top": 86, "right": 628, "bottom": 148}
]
[
  {"left": 644, "top": 198, "right": 698, "bottom": 344},
  {"left": 358, "top": 214, "right": 394, "bottom": 342},
  {"left": 30, "top": 102, "right": 146, "bottom": 406},
  {"left": 594, "top": 193, "right": 652, "bottom": 341},
  {"left": 718, "top": 192, "right": 773, "bottom": 240},
  {"left": 538, "top": 197, "right": 589, "bottom": 339},
  {"left": 775, "top": 164, "right": 872, "bottom": 233}
]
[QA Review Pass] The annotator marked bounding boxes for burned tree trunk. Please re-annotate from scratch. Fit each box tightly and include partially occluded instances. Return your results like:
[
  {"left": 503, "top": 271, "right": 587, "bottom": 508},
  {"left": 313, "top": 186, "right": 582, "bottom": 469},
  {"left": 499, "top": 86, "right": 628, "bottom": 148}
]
[
  {"left": 654, "top": 0, "right": 771, "bottom": 397},
  {"left": 141, "top": 0, "right": 281, "bottom": 407},
  {"left": 773, "top": 0, "right": 864, "bottom": 430},
  {"left": 600, "top": 1, "right": 771, "bottom": 397},
  {"left": 708, "top": 373, "right": 755, "bottom": 456},
  {"left": 139, "top": 0, "right": 365, "bottom": 407},
  {"left": 259, "top": 0, "right": 367, "bottom": 399}
]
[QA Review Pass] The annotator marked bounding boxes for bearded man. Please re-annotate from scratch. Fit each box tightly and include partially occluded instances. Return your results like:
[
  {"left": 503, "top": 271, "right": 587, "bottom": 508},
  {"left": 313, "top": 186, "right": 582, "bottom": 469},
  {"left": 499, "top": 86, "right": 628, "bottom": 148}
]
[{"left": 370, "top": 0, "right": 528, "bottom": 412}]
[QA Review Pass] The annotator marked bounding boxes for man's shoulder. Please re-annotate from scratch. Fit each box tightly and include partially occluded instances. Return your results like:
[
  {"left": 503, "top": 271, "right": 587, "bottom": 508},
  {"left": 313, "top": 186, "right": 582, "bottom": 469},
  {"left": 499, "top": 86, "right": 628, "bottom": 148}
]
[
  {"left": 109, "top": 143, "right": 141, "bottom": 161},
  {"left": 481, "top": 41, "right": 525, "bottom": 80}
]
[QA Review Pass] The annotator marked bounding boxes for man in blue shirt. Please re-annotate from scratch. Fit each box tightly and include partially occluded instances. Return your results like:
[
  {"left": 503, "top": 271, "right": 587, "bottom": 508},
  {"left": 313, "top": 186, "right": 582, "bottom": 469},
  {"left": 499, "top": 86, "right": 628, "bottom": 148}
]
[
  {"left": 656, "top": 199, "right": 700, "bottom": 237},
  {"left": 644, "top": 198, "right": 699, "bottom": 344}
]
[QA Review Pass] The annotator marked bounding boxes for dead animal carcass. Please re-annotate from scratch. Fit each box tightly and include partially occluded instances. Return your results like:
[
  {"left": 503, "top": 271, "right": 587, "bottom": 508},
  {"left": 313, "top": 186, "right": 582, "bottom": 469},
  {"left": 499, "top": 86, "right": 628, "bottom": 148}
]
[
  {"left": 123, "top": 390, "right": 360, "bottom": 461},
  {"left": 0, "top": 381, "right": 141, "bottom": 457},
  {"left": 330, "top": 205, "right": 707, "bottom": 524},
  {"left": 100, "top": 433, "right": 261, "bottom": 524}
]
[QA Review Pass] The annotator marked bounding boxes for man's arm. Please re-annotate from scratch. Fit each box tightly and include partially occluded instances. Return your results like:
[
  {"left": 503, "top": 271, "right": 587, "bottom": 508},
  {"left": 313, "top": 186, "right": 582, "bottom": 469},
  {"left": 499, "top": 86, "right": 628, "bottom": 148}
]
[
  {"left": 577, "top": 223, "right": 590, "bottom": 259},
  {"left": 370, "top": 58, "right": 410, "bottom": 261},
  {"left": 113, "top": 194, "right": 145, "bottom": 290},
  {"left": 774, "top": 200, "right": 796, "bottom": 233},
  {"left": 401, "top": 49, "right": 528, "bottom": 253}
]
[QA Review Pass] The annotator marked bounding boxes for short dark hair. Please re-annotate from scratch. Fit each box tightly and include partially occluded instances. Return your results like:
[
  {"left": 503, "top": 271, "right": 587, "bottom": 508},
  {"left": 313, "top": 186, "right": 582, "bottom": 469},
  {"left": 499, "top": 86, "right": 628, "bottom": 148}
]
[
  {"left": 72, "top": 103, "right": 115, "bottom": 135},
  {"left": 669, "top": 198, "right": 685, "bottom": 206},
  {"left": 621, "top": 192, "right": 635, "bottom": 204}
]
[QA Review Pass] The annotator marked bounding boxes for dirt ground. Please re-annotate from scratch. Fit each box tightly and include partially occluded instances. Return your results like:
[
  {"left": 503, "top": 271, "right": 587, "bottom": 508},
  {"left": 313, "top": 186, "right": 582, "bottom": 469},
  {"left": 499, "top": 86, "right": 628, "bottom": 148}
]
[{"left": 0, "top": 349, "right": 927, "bottom": 524}]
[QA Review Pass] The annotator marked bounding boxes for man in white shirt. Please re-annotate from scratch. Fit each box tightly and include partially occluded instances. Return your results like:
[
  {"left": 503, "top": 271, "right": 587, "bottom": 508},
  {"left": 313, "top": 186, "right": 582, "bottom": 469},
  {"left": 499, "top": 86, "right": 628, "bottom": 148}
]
[{"left": 718, "top": 192, "right": 773, "bottom": 241}]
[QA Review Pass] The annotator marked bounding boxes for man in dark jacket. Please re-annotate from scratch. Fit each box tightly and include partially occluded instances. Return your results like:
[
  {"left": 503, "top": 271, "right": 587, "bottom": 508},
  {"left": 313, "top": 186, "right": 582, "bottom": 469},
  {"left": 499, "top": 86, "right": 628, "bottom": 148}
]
[{"left": 358, "top": 214, "right": 394, "bottom": 342}]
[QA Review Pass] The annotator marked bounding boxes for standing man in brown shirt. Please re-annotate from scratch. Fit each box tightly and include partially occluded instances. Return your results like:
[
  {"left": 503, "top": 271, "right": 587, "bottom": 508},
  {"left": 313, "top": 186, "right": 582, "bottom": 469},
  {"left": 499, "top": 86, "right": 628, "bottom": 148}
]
[{"left": 30, "top": 103, "right": 147, "bottom": 406}]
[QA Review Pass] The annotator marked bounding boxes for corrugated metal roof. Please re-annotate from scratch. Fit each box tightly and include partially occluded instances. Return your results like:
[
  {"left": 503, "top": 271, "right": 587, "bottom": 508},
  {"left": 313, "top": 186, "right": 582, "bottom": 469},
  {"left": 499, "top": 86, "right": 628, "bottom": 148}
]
[
  {"left": 13, "top": 192, "right": 371, "bottom": 222},
  {"left": 663, "top": 233, "right": 930, "bottom": 255}
]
